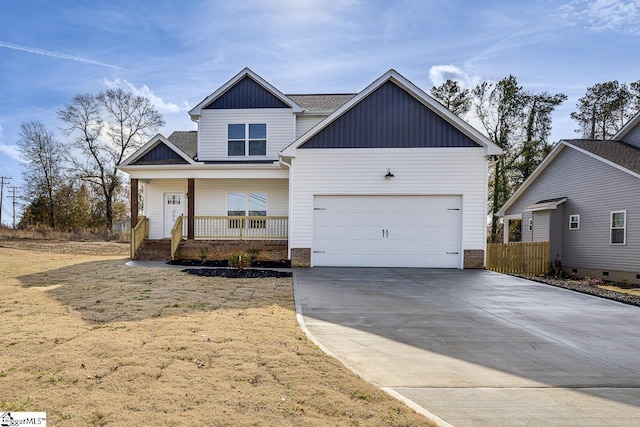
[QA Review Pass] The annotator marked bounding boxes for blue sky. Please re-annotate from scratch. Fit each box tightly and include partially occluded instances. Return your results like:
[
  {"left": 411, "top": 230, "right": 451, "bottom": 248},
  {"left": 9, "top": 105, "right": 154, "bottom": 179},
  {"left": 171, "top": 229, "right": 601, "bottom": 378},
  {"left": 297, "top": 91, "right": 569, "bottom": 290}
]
[{"left": 1, "top": 0, "right": 639, "bottom": 224}]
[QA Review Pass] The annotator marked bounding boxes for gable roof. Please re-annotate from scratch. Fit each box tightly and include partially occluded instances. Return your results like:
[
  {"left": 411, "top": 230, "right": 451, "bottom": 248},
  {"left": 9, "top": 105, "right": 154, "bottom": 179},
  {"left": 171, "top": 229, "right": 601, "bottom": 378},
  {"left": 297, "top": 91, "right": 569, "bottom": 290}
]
[
  {"left": 565, "top": 139, "right": 640, "bottom": 175},
  {"left": 613, "top": 109, "right": 640, "bottom": 140},
  {"left": 189, "top": 68, "right": 302, "bottom": 120},
  {"left": 119, "top": 133, "right": 197, "bottom": 167},
  {"left": 167, "top": 131, "right": 197, "bottom": 159},
  {"left": 280, "top": 69, "right": 502, "bottom": 157},
  {"left": 498, "top": 139, "right": 640, "bottom": 216}
]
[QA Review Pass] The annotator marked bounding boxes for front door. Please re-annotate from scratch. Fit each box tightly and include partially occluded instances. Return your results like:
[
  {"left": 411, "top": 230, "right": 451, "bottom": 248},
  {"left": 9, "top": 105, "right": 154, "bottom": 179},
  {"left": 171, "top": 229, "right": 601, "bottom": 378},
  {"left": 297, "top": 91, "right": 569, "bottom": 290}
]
[{"left": 164, "top": 193, "right": 185, "bottom": 238}]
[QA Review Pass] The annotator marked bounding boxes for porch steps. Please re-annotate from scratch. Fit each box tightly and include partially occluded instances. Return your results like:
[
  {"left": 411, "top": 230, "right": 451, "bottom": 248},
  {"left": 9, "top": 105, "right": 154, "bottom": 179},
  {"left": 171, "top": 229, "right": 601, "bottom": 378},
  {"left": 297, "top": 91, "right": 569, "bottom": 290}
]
[{"left": 135, "top": 239, "right": 172, "bottom": 261}]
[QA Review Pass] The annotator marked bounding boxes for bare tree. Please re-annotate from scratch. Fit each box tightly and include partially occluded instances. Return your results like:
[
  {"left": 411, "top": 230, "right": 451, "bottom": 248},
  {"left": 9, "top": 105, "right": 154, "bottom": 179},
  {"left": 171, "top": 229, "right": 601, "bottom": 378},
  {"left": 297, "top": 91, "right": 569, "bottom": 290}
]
[
  {"left": 58, "top": 88, "right": 164, "bottom": 229},
  {"left": 16, "top": 121, "right": 64, "bottom": 228}
]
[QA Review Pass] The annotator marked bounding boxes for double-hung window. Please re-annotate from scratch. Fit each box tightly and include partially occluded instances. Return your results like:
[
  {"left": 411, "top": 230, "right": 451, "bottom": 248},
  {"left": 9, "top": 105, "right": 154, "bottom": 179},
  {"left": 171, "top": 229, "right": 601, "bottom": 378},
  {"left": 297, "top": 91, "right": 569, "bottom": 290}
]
[
  {"left": 569, "top": 214, "right": 580, "bottom": 230},
  {"left": 227, "top": 192, "right": 267, "bottom": 228},
  {"left": 228, "top": 124, "right": 267, "bottom": 157},
  {"left": 610, "top": 210, "right": 626, "bottom": 245}
]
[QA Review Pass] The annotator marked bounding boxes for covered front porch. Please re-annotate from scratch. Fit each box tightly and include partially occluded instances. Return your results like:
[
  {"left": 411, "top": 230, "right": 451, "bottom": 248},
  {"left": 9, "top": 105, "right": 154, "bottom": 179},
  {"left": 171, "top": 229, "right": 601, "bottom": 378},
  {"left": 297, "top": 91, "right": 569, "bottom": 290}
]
[{"left": 129, "top": 175, "right": 289, "bottom": 261}]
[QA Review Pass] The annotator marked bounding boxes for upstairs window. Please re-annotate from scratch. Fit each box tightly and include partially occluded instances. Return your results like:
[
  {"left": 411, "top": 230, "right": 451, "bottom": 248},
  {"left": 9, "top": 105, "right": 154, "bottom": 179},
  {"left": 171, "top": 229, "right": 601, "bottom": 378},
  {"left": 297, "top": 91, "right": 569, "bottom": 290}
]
[
  {"left": 610, "top": 211, "right": 626, "bottom": 245},
  {"left": 228, "top": 123, "right": 267, "bottom": 156},
  {"left": 569, "top": 214, "right": 580, "bottom": 230}
]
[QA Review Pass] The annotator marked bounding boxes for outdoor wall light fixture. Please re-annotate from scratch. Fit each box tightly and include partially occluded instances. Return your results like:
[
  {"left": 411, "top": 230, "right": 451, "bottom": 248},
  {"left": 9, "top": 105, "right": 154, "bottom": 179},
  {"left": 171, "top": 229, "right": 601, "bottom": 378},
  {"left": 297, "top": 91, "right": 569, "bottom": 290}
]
[{"left": 384, "top": 169, "right": 395, "bottom": 179}]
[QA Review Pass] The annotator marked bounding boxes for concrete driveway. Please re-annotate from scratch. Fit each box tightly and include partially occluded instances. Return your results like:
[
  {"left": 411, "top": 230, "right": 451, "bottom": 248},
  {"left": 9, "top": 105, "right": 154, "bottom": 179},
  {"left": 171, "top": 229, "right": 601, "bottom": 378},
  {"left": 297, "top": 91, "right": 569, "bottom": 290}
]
[{"left": 293, "top": 268, "right": 640, "bottom": 426}]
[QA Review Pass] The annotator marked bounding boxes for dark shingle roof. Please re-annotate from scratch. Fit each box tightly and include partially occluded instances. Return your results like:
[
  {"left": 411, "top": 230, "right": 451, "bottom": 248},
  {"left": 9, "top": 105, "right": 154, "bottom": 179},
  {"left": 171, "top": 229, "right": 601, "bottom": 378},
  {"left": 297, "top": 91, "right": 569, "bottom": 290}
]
[
  {"left": 287, "top": 94, "right": 356, "bottom": 112},
  {"left": 167, "top": 131, "right": 197, "bottom": 159},
  {"left": 564, "top": 139, "right": 640, "bottom": 175}
]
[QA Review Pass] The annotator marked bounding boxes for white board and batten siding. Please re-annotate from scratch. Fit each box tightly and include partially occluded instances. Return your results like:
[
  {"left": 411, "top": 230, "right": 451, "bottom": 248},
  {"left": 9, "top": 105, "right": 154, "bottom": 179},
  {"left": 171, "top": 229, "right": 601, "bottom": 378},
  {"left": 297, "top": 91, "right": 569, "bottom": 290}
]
[
  {"left": 197, "top": 109, "right": 295, "bottom": 161},
  {"left": 289, "top": 147, "right": 489, "bottom": 268}
]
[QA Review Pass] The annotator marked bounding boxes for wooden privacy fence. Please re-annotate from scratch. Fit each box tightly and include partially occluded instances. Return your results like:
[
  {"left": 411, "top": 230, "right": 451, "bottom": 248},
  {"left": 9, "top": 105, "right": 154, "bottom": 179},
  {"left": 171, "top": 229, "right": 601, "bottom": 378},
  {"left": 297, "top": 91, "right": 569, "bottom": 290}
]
[{"left": 487, "top": 241, "right": 550, "bottom": 275}]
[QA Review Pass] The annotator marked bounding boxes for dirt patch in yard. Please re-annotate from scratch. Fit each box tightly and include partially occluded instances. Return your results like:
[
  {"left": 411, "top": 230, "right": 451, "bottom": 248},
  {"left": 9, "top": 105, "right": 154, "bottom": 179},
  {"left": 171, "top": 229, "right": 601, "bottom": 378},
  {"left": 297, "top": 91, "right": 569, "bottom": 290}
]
[{"left": 0, "top": 240, "right": 432, "bottom": 426}]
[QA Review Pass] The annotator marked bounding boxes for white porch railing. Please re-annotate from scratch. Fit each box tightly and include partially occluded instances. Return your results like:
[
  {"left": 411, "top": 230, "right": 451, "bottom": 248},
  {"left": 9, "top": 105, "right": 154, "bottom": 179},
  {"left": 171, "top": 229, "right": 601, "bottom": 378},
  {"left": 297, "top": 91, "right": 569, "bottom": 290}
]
[
  {"left": 193, "top": 216, "right": 288, "bottom": 240},
  {"left": 170, "top": 215, "right": 288, "bottom": 260}
]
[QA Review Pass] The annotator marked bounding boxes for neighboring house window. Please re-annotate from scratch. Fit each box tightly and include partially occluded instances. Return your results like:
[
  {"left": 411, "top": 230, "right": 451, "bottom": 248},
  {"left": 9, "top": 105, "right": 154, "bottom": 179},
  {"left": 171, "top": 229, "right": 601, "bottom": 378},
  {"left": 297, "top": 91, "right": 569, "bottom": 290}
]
[
  {"left": 227, "top": 124, "right": 267, "bottom": 156},
  {"left": 528, "top": 219, "right": 533, "bottom": 232},
  {"left": 610, "top": 210, "right": 626, "bottom": 245},
  {"left": 569, "top": 214, "right": 580, "bottom": 230},
  {"left": 227, "top": 192, "right": 267, "bottom": 228}
]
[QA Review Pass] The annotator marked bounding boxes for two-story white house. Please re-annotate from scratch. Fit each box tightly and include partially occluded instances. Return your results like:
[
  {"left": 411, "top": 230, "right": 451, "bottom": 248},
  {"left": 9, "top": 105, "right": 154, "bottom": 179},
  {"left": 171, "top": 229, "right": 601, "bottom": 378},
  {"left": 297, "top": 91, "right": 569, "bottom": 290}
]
[{"left": 119, "top": 68, "right": 501, "bottom": 268}]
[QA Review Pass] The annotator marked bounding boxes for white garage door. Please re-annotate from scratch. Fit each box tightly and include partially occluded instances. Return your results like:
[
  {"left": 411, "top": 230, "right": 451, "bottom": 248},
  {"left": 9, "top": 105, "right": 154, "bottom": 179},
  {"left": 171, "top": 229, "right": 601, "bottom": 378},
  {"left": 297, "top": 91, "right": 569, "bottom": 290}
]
[{"left": 313, "top": 195, "right": 462, "bottom": 268}]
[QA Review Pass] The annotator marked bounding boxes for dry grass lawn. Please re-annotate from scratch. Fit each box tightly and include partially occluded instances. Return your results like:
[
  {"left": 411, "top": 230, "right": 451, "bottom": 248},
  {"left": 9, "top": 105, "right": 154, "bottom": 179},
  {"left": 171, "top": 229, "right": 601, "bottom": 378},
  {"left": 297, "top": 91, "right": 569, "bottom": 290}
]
[{"left": 0, "top": 239, "right": 432, "bottom": 426}]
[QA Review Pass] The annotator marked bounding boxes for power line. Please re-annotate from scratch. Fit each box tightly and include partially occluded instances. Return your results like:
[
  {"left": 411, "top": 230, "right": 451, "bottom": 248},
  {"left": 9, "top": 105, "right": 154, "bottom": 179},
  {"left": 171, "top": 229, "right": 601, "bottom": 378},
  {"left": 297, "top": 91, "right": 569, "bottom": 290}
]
[
  {"left": 10, "top": 186, "right": 19, "bottom": 229},
  {"left": 0, "top": 176, "right": 10, "bottom": 226}
]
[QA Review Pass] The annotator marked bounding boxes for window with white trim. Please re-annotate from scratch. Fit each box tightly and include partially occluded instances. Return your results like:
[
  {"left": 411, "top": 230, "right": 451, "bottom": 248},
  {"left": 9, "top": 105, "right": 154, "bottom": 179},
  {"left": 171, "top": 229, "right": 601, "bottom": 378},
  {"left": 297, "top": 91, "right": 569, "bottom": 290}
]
[
  {"left": 228, "top": 123, "right": 267, "bottom": 156},
  {"left": 569, "top": 214, "right": 580, "bottom": 230},
  {"left": 610, "top": 210, "right": 626, "bottom": 245},
  {"left": 227, "top": 192, "right": 267, "bottom": 228}
]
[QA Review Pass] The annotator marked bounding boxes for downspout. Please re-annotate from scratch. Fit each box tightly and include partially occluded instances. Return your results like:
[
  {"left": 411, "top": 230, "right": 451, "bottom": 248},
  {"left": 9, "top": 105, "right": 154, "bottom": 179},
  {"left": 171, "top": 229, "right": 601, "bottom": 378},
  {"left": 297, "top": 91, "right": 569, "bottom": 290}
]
[{"left": 279, "top": 155, "right": 293, "bottom": 261}]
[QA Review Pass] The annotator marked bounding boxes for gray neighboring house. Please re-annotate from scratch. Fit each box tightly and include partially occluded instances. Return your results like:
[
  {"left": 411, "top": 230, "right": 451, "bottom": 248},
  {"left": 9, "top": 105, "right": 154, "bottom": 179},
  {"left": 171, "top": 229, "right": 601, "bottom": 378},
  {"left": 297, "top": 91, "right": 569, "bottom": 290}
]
[{"left": 498, "top": 111, "right": 640, "bottom": 284}]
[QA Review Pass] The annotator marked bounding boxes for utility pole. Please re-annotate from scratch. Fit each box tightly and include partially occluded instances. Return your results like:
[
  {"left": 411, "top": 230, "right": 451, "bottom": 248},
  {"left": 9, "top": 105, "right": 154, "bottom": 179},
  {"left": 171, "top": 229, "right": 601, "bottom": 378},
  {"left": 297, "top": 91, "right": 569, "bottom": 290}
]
[
  {"left": 10, "top": 186, "right": 19, "bottom": 229},
  {"left": 0, "top": 176, "right": 10, "bottom": 227}
]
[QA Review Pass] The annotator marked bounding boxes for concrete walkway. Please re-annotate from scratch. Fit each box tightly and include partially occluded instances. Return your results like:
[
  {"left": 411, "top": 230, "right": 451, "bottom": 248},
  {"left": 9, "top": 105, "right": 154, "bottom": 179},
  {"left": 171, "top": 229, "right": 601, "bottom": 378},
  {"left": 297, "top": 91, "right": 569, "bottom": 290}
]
[{"left": 293, "top": 268, "right": 640, "bottom": 426}]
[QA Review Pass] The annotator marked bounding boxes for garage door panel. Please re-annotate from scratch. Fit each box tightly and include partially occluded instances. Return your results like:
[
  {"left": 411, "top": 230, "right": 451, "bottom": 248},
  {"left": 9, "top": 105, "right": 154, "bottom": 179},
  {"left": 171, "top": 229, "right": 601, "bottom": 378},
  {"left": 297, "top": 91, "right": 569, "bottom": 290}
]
[{"left": 313, "top": 195, "right": 462, "bottom": 268}]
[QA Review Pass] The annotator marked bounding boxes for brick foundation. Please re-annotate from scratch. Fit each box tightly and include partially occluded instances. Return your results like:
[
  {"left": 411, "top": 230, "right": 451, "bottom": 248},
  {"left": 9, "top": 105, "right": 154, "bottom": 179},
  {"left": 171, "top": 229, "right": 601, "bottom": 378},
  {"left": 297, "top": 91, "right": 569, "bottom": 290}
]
[
  {"left": 176, "top": 240, "right": 288, "bottom": 262},
  {"left": 290, "top": 248, "right": 311, "bottom": 267},
  {"left": 463, "top": 249, "right": 485, "bottom": 269}
]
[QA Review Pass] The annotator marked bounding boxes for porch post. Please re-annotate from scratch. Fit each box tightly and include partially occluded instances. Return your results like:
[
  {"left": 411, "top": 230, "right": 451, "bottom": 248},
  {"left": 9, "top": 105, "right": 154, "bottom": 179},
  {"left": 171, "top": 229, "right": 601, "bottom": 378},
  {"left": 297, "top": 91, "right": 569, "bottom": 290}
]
[
  {"left": 187, "top": 178, "right": 195, "bottom": 239},
  {"left": 503, "top": 218, "right": 509, "bottom": 243},
  {"left": 130, "top": 178, "right": 138, "bottom": 229}
]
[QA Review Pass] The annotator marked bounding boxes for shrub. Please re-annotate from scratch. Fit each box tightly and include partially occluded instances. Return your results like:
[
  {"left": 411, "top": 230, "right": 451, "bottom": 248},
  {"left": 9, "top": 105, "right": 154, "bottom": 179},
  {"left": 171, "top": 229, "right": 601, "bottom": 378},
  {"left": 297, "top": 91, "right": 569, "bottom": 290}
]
[{"left": 228, "top": 252, "right": 251, "bottom": 270}]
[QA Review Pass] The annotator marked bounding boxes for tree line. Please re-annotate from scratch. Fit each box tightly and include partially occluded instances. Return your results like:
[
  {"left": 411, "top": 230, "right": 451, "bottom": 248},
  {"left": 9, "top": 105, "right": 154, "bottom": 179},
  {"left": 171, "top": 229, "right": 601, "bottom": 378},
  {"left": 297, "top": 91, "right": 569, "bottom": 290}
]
[
  {"left": 17, "top": 88, "right": 163, "bottom": 231},
  {"left": 15, "top": 78, "right": 640, "bottom": 239},
  {"left": 430, "top": 76, "right": 640, "bottom": 242}
]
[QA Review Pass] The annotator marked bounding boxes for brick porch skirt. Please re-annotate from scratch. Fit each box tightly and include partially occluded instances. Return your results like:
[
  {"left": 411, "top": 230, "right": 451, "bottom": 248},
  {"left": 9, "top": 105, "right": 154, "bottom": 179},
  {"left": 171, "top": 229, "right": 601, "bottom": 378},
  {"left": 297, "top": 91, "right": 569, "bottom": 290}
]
[{"left": 175, "top": 240, "right": 288, "bottom": 262}]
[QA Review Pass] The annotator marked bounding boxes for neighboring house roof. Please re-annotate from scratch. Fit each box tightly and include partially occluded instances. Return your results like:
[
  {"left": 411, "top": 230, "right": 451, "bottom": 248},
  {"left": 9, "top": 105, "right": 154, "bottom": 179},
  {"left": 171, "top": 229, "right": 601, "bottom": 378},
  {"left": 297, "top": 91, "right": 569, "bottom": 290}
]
[
  {"left": 189, "top": 67, "right": 303, "bottom": 120},
  {"left": 564, "top": 139, "right": 640, "bottom": 175},
  {"left": 498, "top": 139, "right": 640, "bottom": 216},
  {"left": 281, "top": 69, "right": 502, "bottom": 157},
  {"left": 286, "top": 94, "right": 356, "bottom": 113},
  {"left": 524, "top": 197, "right": 567, "bottom": 212}
]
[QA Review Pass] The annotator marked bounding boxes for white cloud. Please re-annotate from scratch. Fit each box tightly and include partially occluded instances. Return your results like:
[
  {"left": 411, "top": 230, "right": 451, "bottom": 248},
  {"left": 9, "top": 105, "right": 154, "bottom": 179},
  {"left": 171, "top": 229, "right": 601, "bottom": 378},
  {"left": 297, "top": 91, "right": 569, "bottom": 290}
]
[
  {"left": 0, "top": 144, "right": 25, "bottom": 163},
  {"left": 428, "top": 64, "right": 480, "bottom": 89},
  {"left": 558, "top": 0, "right": 640, "bottom": 35},
  {"left": 103, "top": 78, "right": 182, "bottom": 113},
  {"left": 0, "top": 125, "right": 25, "bottom": 163}
]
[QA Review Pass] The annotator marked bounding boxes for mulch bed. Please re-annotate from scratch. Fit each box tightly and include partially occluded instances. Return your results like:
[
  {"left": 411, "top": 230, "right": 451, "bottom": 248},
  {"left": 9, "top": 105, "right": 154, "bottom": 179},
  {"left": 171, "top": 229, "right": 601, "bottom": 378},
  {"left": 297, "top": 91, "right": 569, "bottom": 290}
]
[
  {"left": 170, "top": 259, "right": 291, "bottom": 268},
  {"left": 183, "top": 268, "right": 292, "bottom": 278},
  {"left": 521, "top": 276, "right": 640, "bottom": 308}
]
